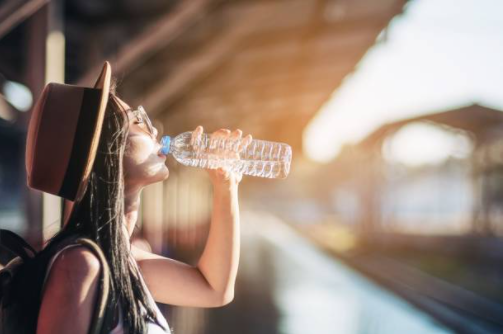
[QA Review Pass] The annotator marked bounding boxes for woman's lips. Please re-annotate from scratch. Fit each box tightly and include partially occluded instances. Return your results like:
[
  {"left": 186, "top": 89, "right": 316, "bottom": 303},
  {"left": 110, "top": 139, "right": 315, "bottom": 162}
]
[{"left": 156, "top": 142, "right": 166, "bottom": 158}]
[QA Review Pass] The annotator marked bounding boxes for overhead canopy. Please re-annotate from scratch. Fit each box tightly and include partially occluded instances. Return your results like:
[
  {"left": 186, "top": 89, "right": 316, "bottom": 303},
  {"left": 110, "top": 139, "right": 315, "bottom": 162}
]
[
  {"left": 0, "top": 0, "right": 408, "bottom": 154},
  {"left": 115, "top": 0, "right": 409, "bottom": 153}
]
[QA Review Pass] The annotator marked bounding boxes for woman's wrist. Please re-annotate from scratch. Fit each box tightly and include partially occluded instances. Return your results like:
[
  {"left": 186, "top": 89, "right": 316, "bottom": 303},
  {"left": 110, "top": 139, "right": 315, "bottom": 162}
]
[{"left": 212, "top": 182, "right": 238, "bottom": 196}]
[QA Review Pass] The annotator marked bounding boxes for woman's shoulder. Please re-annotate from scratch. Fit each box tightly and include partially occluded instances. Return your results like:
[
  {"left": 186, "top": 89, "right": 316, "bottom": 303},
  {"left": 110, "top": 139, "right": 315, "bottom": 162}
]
[
  {"left": 54, "top": 245, "right": 102, "bottom": 273},
  {"left": 40, "top": 231, "right": 108, "bottom": 287},
  {"left": 44, "top": 244, "right": 102, "bottom": 290},
  {"left": 38, "top": 245, "right": 102, "bottom": 333},
  {"left": 43, "top": 233, "right": 103, "bottom": 264}
]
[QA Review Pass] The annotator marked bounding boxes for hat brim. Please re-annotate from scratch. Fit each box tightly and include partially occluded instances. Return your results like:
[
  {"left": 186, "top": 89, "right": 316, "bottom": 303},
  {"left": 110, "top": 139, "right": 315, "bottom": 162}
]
[{"left": 63, "top": 61, "right": 112, "bottom": 225}]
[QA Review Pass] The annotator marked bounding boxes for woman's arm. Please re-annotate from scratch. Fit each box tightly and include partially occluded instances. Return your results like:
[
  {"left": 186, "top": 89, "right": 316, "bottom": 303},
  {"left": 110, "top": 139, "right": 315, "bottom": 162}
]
[
  {"left": 133, "top": 182, "right": 240, "bottom": 308},
  {"left": 196, "top": 128, "right": 249, "bottom": 303},
  {"left": 133, "top": 127, "right": 249, "bottom": 308},
  {"left": 196, "top": 182, "right": 240, "bottom": 304},
  {"left": 37, "top": 247, "right": 101, "bottom": 334}
]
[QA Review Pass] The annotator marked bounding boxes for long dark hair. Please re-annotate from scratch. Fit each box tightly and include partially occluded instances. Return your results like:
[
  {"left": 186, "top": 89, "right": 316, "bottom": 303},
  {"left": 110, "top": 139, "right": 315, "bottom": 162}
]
[{"left": 44, "top": 78, "right": 168, "bottom": 333}]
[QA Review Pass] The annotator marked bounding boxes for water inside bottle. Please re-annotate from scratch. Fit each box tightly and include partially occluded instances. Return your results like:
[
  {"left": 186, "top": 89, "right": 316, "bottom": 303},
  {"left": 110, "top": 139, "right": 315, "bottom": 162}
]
[{"left": 161, "top": 133, "right": 291, "bottom": 179}]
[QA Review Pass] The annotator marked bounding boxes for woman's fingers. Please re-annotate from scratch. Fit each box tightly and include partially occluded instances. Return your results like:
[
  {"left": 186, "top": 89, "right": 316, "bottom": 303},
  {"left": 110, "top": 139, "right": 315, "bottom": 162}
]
[
  {"left": 191, "top": 125, "right": 204, "bottom": 146},
  {"left": 200, "top": 128, "right": 252, "bottom": 159},
  {"left": 238, "top": 134, "right": 253, "bottom": 152},
  {"left": 244, "top": 134, "right": 253, "bottom": 146},
  {"left": 209, "top": 128, "right": 230, "bottom": 150},
  {"left": 213, "top": 128, "right": 231, "bottom": 138},
  {"left": 230, "top": 129, "right": 242, "bottom": 139},
  {"left": 229, "top": 129, "right": 243, "bottom": 152}
]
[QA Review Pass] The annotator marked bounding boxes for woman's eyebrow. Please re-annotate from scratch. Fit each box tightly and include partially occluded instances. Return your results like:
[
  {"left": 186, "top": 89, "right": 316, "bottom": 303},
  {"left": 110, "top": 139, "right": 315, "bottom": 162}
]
[
  {"left": 124, "top": 109, "right": 137, "bottom": 122},
  {"left": 124, "top": 108, "right": 137, "bottom": 116}
]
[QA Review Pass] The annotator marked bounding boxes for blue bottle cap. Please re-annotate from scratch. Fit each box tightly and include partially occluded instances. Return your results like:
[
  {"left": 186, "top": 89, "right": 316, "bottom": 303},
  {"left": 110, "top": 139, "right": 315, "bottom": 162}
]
[{"left": 160, "top": 135, "right": 171, "bottom": 155}]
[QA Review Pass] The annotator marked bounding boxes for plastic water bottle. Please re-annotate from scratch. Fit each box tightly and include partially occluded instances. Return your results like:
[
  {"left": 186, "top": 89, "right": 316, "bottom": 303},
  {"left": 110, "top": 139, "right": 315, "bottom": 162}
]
[{"left": 160, "top": 132, "right": 292, "bottom": 179}]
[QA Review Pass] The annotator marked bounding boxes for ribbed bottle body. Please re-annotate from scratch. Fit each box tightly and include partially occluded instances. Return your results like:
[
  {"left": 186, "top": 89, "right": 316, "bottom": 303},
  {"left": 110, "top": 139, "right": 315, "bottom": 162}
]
[{"left": 169, "top": 132, "right": 291, "bottom": 179}]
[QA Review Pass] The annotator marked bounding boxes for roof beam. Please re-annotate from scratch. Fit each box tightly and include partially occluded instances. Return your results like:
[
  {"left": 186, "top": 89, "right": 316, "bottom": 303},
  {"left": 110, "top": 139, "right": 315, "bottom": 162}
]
[
  {"left": 141, "top": 1, "right": 311, "bottom": 116},
  {"left": 141, "top": 0, "right": 406, "bottom": 116},
  {"left": 0, "top": 0, "right": 49, "bottom": 39},
  {"left": 76, "top": 0, "right": 217, "bottom": 86}
]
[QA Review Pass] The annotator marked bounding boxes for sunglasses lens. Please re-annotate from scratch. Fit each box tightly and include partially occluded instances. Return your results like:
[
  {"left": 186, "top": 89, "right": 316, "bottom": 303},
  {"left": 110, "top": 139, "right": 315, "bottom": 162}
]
[{"left": 138, "top": 106, "right": 154, "bottom": 136}]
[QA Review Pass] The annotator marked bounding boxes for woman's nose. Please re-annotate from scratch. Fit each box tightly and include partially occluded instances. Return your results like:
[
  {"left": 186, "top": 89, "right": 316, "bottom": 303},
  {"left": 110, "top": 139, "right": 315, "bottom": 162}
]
[{"left": 153, "top": 128, "right": 159, "bottom": 140}]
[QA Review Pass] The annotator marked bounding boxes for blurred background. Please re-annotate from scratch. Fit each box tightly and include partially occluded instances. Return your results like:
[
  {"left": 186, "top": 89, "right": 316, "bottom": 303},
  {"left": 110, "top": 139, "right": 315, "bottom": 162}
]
[{"left": 1, "top": 0, "right": 503, "bottom": 333}]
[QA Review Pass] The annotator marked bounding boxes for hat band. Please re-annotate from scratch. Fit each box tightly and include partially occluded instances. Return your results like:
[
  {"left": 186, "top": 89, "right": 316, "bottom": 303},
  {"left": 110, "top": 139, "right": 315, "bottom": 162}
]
[{"left": 59, "top": 88, "right": 103, "bottom": 200}]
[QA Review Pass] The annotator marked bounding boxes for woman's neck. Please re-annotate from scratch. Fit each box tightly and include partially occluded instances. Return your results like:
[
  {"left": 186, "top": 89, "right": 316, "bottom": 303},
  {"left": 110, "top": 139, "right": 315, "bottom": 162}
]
[{"left": 124, "top": 186, "right": 142, "bottom": 242}]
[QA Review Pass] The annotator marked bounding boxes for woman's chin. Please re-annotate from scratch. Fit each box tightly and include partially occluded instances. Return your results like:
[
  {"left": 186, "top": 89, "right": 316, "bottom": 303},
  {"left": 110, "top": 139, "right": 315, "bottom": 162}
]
[
  {"left": 142, "top": 171, "right": 169, "bottom": 187},
  {"left": 153, "top": 164, "right": 169, "bottom": 182},
  {"left": 127, "top": 162, "right": 169, "bottom": 186},
  {"left": 160, "top": 166, "right": 169, "bottom": 180}
]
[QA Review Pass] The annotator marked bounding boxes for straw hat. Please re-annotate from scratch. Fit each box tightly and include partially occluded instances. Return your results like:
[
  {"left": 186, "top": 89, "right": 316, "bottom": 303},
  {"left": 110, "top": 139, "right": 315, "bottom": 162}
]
[{"left": 25, "top": 61, "right": 112, "bottom": 204}]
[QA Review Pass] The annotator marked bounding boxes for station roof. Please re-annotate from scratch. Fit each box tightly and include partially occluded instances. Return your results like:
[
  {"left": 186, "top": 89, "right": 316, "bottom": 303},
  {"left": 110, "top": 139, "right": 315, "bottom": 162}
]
[{"left": 1, "top": 0, "right": 408, "bottom": 153}]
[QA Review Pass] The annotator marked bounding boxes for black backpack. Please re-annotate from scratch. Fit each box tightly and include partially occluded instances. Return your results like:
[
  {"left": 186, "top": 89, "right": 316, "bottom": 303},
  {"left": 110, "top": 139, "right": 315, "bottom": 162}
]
[{"left": 0, "top": 229, "right": 117, "bottom": 334}]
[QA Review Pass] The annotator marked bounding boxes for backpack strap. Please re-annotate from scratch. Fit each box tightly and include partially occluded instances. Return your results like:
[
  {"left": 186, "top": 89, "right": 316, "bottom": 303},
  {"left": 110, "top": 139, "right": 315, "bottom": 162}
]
[
  {"left": 41, "top": 237, "right": 117, "bottom": 334},
  {"left": 0, "top": 231, "right": 115, "bottom": 334},
  {"left": 0, "top": 229, "right": 37, "bottom": 302},
  {"left": 0, "top": 257, "right": 23, "bottom": 302},
  {"left": 0, "top": 229, "right": 36, "bottom": 262},
  {"left": 73, "top": 238, "right": 112, "bottom": 334}
]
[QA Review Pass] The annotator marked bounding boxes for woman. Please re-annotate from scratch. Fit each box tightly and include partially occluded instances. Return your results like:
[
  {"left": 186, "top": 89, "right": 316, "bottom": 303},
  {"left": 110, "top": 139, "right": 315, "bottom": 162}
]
[{"left": 33, "top": 62, "right": 252, "bottom": 333}]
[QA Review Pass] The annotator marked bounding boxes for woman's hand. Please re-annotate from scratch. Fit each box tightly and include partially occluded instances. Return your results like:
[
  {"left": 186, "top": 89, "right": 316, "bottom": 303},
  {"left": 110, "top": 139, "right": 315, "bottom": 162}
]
[{"left": 190, "top": 125, "right": 252, "bottom": 190}]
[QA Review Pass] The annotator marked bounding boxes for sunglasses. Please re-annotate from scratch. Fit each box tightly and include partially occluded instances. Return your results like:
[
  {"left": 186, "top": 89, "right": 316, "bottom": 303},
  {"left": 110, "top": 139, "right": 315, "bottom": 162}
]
[{"left": 129, "top": 105, "right": 157, "bottom": 139}]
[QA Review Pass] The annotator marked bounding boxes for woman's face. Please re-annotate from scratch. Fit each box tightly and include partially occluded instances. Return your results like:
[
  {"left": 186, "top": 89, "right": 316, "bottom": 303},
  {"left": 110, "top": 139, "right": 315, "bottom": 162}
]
[{"left": 114, "top": 96, "right": 169, "bottom": 189}]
